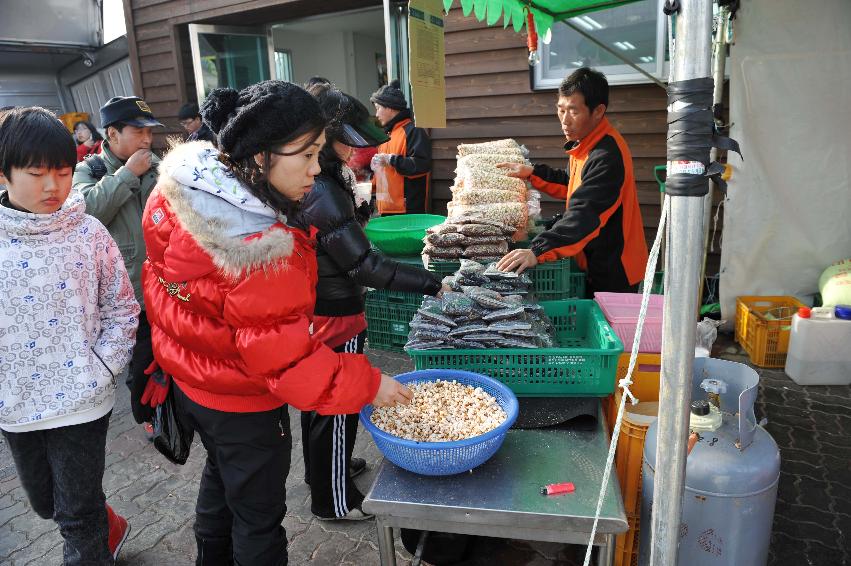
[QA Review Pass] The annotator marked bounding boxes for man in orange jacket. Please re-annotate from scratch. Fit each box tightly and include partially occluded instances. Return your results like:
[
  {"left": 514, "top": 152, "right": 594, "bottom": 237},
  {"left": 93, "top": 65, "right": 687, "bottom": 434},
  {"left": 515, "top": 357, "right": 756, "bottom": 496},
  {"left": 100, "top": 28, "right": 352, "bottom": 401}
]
[
  {"left": 370, "top": 80, "right": 431, "bottom": 214},
  {"left": 497, "top": 67, "right": 648, "bottom": 294}
]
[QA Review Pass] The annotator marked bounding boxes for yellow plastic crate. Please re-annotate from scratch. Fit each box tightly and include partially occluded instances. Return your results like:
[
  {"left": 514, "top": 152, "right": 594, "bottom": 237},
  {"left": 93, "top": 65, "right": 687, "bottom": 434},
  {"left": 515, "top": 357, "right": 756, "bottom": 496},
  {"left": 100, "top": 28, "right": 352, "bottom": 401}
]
[
  {"left": 735, "top": 296, "right": 805, "bottom": 368},
  {"left": 614, "top": 512, "right": 640, "bottom": 566},
  {"left": 606, "top": 353, "right": 661, "bottom": 433}
]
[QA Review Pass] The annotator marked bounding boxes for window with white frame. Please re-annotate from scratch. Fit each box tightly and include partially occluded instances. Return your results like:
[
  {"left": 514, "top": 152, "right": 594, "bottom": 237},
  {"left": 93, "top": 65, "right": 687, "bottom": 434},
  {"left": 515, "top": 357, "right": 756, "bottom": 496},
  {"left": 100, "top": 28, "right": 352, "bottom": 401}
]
[
  {"left": 274, "top": 49, "right": 294, "bottom": 82},
  {"left": 533, "top": 0, "right": 669, "bottom": 89}
]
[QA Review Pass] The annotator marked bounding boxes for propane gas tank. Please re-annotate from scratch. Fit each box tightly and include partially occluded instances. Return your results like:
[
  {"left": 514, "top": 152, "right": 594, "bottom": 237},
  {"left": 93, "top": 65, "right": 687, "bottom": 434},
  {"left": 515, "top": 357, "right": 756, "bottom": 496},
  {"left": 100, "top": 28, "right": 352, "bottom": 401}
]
[{"left": 639, "top": 357, "right": 780, "bottom": 565}]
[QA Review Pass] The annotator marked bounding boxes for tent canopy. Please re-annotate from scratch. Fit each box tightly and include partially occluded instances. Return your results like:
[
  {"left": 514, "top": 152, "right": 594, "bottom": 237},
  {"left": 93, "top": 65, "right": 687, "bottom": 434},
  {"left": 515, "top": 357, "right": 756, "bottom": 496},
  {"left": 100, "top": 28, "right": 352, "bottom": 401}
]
[{"left": 442, "top": 0, "right": 641, "bottom": 38}]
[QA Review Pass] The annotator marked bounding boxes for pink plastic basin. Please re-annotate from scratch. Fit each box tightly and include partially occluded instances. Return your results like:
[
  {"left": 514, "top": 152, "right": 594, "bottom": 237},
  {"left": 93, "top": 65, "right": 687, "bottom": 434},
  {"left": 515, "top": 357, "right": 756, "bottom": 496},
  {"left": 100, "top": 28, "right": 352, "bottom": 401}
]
[{"left": 594, "top": 292, "right": 664, "bottom": 353}]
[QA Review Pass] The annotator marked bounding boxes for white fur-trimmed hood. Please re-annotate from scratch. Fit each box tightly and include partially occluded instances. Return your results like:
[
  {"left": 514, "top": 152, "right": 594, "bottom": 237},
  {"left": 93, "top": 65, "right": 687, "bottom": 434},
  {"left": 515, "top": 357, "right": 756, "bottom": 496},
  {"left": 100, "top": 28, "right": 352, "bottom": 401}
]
[{"left": 155, "top": 141, "right": 295, "bottom": 276}]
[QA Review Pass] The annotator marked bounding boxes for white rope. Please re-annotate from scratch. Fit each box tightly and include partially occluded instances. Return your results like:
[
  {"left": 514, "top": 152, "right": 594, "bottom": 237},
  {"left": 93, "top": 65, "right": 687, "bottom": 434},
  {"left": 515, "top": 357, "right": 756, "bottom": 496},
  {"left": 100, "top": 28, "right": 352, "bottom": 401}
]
[{"left": 582, "top": 195, "right": 669, "bottom": 565}]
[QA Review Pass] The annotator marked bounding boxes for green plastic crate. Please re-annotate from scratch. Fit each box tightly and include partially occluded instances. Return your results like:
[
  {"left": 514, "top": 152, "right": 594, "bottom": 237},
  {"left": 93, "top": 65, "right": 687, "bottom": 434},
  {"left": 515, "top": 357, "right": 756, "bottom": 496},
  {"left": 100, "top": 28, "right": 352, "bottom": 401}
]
[
  {"left": 407, "top": 300, "right": 623, "bottom": 397},
  {"left": 428, "top": 257, "right": 587, "bottom": 300},
  {"left": 364, "top": 291, "right": 425, "bottom": 352}
]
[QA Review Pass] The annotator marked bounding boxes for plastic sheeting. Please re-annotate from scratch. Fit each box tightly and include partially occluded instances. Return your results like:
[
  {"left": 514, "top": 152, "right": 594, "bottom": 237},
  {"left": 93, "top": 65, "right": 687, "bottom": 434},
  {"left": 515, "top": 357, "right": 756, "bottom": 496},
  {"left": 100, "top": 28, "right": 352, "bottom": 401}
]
[{"left": 720, "top": 0, "right": 851, "bottom": 324}]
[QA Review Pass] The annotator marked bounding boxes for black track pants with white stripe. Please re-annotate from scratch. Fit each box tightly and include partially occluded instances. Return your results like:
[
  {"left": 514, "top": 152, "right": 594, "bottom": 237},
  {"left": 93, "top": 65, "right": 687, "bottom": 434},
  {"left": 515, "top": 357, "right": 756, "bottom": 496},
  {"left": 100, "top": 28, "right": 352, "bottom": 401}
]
[{"left": 301, "top": 332, "right": 366, "bottom": 518}]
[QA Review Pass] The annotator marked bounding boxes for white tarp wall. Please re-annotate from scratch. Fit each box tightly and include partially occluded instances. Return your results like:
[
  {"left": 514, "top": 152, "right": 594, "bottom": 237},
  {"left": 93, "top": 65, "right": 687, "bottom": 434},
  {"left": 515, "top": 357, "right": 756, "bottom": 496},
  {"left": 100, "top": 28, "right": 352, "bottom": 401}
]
[{"left": 720, "top": 0, "right": 851, "bottom": 323}]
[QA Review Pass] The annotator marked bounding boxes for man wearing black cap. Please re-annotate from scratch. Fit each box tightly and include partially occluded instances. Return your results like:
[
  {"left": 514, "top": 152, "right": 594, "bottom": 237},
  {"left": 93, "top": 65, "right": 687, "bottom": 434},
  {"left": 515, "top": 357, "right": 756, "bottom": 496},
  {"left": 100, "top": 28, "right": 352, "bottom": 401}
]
[
  {"left": 370, "top": 79, "right": 432, "bottom": 215},
  {"left": 73, "top": 96, "right": 163, "bottom": 427},
  {"left": 178, "top": 102, "right": 217, "bottom": 145}
]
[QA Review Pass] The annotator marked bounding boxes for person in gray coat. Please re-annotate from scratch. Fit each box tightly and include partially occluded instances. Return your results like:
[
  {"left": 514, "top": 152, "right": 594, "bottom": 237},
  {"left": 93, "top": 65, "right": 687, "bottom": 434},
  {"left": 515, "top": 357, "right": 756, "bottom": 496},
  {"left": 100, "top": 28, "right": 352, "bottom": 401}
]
[{"left": 73, "top": 96, "right": 162, "bottom": 425}]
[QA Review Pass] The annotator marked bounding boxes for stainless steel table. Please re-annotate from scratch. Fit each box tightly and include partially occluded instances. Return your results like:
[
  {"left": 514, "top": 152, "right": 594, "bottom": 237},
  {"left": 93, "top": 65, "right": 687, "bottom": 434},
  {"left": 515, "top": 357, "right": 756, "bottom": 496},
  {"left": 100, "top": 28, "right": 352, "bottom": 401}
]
[{"left": 362, "top": 402, "right": 628, "bottom": 566}]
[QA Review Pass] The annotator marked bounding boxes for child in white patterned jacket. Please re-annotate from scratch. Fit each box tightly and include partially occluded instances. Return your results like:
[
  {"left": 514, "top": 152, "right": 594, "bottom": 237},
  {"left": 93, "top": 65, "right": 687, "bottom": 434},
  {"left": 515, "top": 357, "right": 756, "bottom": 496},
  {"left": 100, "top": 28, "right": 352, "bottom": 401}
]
[{"left": 0, "top": 107, "right": 140, "bottom": 565}]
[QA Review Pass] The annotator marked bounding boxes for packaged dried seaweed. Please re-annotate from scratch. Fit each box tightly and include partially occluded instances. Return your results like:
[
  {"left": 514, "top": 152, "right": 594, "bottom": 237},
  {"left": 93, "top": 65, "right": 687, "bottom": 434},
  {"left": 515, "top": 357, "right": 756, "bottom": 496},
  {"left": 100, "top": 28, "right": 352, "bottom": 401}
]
[
  {"left": 441, "top": 292, "right": 475, "bottom": 316},
  {"left": 404, "top": 340, "right": 447, "bottom": 351},
  {"left": 481, "top": 306, "right": 526, "bottom": 322}
]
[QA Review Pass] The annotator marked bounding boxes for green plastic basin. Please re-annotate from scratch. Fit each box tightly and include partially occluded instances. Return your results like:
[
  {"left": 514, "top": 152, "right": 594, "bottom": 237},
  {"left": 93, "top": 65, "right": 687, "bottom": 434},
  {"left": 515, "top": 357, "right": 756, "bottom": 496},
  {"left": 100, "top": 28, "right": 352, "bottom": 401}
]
[{"left": 365, "top": 214, "right": 445, "bottom": 257}]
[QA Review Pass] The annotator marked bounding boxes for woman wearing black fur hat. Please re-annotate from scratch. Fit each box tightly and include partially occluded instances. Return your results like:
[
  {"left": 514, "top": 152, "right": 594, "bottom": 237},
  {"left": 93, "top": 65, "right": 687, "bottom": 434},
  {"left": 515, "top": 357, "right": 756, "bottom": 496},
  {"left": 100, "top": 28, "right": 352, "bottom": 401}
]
[
  {"left": 370, "top": 79, "right": 433, "bottom": 214},
  {"left": 291, "top": 88, "right": 446, "bottom": 521},
  {"left": 140, "top": 81, "right": 412, "bottom": 565}
]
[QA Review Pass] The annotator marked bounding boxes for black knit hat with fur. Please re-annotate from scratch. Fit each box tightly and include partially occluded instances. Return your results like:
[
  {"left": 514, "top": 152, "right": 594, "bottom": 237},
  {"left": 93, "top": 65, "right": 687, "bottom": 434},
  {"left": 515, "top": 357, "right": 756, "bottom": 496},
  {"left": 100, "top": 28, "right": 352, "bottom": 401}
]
[
  {"left": 201, "top": 80, "right": 324, "bottom": 160},
  {"left": 370, "top": 79, "right": 408, "bottom": 110}
]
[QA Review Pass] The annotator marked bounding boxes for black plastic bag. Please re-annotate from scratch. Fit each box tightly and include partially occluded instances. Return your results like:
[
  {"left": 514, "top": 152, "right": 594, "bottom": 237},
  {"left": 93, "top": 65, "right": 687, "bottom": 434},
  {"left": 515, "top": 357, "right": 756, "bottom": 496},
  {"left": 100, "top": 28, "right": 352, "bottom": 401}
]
[{"left": 151, "top": 387, "right": 193, "bottom": 465}]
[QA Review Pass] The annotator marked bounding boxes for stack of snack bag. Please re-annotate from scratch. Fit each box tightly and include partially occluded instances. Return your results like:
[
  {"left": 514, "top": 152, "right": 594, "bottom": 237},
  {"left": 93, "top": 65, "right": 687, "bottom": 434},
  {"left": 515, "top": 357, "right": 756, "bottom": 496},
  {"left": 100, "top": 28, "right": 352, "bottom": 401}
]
[
  {"left": 404, "top": 259, "right": 555, "bottom": 351},
  {"left": 423, "top": 216, "right": 513, "bottom": 261},
  {"left": 423, "top": 139, "right": 534, "bottom": 262}
]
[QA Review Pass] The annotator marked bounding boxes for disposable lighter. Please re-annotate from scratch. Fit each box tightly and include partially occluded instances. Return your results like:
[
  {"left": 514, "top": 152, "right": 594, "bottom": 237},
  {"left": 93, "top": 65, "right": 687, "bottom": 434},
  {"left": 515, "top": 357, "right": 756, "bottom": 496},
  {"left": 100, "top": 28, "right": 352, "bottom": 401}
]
[{"left": 540, "top": 482, "right": 575, "bottom": 495}]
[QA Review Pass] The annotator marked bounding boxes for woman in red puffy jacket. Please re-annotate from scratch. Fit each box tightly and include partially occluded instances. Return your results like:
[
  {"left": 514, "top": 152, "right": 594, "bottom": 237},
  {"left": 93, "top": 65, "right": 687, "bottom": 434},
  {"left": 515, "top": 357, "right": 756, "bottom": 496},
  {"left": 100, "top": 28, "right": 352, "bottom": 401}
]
[{"left": 140, "top": 81, "right": 411, "bottom": 566}]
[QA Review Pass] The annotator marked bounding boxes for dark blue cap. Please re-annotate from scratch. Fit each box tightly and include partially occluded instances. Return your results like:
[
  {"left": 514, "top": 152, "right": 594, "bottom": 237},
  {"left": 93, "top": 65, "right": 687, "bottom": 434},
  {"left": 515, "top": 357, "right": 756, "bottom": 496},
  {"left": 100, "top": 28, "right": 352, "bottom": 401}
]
[
  {"left": 834, "top": 305, "right": 851, "bottom": 320},
  {"left": 100, "top": 96, "right": 164, "bottom": 129}
]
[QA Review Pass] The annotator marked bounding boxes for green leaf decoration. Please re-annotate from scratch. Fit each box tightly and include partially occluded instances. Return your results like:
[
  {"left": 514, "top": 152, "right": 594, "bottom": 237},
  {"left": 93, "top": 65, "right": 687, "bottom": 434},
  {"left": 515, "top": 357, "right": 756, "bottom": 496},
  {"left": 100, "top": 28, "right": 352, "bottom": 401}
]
[
  {"left": 473, "top": 0, "right": 488, "bottom": 21},
  {"left": 510, "top": 1, "right": 526, "bottom": 33},
  {"left": 531, "top": 7, "right": 554, "bottom": 40},
  {"left": 486, "top": 0, "right": 503, "bottom": 25}
]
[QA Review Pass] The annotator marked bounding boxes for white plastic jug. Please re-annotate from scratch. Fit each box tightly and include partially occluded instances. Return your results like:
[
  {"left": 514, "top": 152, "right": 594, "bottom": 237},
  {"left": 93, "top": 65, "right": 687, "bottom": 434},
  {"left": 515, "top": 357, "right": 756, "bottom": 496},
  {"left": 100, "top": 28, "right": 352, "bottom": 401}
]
[{"left": 784, "top": 312, "right": 851, "bottom": 385}]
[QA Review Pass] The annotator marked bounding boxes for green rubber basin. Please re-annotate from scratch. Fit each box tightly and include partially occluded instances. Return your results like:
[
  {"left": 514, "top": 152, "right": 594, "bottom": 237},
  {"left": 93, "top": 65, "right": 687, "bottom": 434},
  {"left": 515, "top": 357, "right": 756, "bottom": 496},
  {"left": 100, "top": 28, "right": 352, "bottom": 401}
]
[{"left": 365, "top": 214, "right": 446, "bottom": 256}]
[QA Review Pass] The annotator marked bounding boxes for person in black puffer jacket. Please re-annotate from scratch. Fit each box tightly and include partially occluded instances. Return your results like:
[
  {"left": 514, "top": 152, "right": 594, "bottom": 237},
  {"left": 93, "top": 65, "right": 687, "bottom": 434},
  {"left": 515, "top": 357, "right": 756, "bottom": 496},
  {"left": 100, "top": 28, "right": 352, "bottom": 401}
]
[{"left": 290, "top": 87, "right": 443, "bottom": 521}]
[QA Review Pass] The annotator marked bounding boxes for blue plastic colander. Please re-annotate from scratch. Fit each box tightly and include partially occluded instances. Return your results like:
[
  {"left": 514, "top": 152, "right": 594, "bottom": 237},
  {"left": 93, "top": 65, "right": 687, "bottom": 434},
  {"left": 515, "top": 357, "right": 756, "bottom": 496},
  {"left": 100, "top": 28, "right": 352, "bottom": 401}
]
[{"left": 359, "top": 369, "right": 519, "bottom": 476}]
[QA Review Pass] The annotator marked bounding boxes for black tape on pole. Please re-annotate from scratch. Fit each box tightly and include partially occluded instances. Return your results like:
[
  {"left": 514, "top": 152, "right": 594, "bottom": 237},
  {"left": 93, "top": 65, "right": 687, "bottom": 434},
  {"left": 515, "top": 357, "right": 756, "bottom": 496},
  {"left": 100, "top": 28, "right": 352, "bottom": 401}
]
[
  {"left": 666, "top": 77, "right": 741, "bottom": 196},
  {"left": 663, "top": 0, "right": 681, "bottom": 16}
]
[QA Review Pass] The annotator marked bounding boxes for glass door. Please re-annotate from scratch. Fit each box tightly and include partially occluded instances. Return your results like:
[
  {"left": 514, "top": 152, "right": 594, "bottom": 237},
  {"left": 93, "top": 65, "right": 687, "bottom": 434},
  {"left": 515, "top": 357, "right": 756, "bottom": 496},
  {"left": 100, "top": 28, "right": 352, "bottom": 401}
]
[
  {"left": 188, "top": 24, "right": 276, "bottom": 102},
  {"left": 383, "top": 0, "right": 412, "bottom": 103}
]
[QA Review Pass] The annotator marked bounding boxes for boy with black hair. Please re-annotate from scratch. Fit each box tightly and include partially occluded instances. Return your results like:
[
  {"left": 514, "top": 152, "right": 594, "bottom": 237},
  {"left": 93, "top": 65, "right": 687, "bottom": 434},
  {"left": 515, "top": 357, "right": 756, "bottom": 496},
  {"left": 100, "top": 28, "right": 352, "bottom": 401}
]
[
  {"left": 497, "top": 67, "right": 648, "bottom": 294},
  {"left": 73, "top": 96, "right": 163, "bottom": 426},
  {"left": 0, "top": 106, "right": 140, "bottom": 564}
]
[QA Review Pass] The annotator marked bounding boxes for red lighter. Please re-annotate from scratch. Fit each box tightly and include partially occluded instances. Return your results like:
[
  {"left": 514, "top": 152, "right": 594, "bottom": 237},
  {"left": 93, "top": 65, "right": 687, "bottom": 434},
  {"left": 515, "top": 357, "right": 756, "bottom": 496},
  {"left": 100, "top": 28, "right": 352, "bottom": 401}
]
[{"left": 541, "top": 482, "right": 575, "bottom": 495}]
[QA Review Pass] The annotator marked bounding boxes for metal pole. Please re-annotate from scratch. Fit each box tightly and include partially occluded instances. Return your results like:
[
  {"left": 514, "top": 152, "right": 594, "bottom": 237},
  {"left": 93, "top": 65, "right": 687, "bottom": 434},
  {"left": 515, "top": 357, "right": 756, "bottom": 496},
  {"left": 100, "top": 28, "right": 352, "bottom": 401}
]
[
  {"left": 649, "top": 1, "right": 714, "bottom": 565},
  {"left": 698, "top": 6, "right": 730, "bottom": 305}
]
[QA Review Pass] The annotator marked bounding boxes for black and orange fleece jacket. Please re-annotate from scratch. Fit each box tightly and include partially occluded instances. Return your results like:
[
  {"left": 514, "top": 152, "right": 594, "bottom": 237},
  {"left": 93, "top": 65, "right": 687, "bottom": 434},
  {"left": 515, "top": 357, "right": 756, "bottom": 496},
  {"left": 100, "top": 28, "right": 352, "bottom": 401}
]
[{"left": 529, "top": 116, "right": 649, "bottom": 293}]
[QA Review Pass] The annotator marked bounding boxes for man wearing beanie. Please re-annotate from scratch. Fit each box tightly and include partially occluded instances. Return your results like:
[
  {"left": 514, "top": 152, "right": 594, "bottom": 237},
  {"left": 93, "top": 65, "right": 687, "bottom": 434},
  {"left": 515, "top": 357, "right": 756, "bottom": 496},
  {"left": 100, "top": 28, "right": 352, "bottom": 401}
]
[
  {"left": 178, "top": 102, "right": 217, "bottom": 145},
  {"left": 73, "top": 96, "right": 162, "bottom": 427},
  {"left": 370, "top": 79, "right": 432, "bottom": 214}
]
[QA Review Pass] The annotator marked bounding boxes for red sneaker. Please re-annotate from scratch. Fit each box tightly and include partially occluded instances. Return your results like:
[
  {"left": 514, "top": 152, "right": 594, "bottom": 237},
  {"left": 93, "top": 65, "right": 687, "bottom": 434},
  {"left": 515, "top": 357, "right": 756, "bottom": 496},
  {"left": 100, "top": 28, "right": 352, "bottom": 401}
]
[{"left": 106, "top": 504, "right": 131, "bottom": 559}]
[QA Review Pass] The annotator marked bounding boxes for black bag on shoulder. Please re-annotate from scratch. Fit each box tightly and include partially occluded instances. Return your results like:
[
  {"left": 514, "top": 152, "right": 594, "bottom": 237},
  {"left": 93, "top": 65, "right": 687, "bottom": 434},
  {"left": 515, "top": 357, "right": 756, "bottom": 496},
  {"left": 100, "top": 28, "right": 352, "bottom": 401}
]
[
  {"left": 84, "top": 155, "right": 108, "bottom": 180},
  {"left": 151, "top": 386, "right": 193, "bottom": 465}
]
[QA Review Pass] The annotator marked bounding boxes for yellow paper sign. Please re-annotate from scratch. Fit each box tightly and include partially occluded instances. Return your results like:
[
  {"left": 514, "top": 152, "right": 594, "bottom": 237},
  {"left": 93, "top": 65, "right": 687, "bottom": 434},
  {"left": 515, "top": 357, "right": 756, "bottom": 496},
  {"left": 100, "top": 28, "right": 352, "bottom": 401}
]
[{"left": 408, "top": 0, "right": 446, "bottom": 128}]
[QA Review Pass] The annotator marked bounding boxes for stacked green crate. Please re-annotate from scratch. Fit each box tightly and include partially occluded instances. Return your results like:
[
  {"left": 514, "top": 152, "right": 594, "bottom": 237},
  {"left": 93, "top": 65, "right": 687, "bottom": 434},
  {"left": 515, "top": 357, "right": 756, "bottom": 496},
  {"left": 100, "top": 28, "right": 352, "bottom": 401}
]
[
  {"left": 364, "top": 256, "right": 429, "bottom": 353},
  {"left": 428, "top": 257, "right": 586, "bottom": 300}
]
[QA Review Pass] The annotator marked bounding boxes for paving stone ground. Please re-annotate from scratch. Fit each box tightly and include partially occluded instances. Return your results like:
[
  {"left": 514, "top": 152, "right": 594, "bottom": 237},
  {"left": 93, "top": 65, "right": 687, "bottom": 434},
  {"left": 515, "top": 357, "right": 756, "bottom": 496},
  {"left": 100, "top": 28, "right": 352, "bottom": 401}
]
[{"left": 1, "top": 335, "right": 849, "bottom": 565}]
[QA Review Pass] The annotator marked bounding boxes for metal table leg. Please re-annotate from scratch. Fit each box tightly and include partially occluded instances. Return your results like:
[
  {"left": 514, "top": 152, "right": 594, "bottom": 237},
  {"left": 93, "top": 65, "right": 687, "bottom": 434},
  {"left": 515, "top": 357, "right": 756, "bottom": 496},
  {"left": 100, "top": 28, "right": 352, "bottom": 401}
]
[
  {"left": 376, "top": 522, "right": 397, "bottom": 566},
  {"left": 598, "top": 533, "right": 616, "bottom": 566}
]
